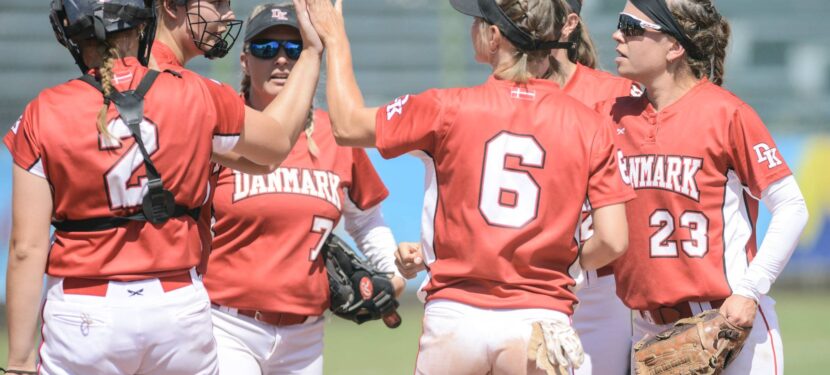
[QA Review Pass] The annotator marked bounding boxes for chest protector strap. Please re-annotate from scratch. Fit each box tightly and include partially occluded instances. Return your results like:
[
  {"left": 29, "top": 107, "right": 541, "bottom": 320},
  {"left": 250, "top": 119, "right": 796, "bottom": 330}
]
[{"left": 52, "top": 70, "right": 200, "bottom": 232}]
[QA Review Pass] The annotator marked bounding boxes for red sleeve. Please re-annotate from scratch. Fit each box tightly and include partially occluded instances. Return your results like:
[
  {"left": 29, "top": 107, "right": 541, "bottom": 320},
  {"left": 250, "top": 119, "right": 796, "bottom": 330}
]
[
  {"left": 3, "top": 100, "right": 46, "bottom": 178},
  {"left": 586, "top": 118, "right": 636, "bottom": 208},
  {"left": 727, "top": 104, "right": 792, "bottom": 197},
  {"left": 374, "top": 89, "right": 447, "bottom": 159},
  {"left": 203, "top": 78, "right": 245, "bottom": 136},
  {"left": 347, "top": 148, "right": 389, "bottom": 210}
]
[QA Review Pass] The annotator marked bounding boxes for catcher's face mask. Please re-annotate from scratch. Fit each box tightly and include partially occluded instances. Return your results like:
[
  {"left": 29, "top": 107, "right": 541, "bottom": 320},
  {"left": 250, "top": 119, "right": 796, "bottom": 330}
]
[{"left": 178, "top": 0, "right": 242, "bottom": 59}]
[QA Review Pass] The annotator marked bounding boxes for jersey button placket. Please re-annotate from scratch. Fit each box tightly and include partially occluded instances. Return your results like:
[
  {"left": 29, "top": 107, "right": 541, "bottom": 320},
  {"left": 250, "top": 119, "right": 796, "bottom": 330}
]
[{"left": 646, "top": 112, "right": 657, "bottom": 143}]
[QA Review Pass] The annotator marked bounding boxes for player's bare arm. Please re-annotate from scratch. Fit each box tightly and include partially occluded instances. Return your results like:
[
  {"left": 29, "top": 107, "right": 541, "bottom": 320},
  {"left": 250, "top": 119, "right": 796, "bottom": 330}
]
[
  {"left": 5, "top": 166, "right": 53, "bottom": 373},
  {"left": 580, "top": 203, "right": 628, "bottom": 270},
  {"left": 232, "top": 0, "right": 323, "bottom": 165},
  {"left": 212, "top": 151, "right": 277, "bottom": 175},
  {"left": 306, "top": 0, "right": 378, "bottom": 147}
]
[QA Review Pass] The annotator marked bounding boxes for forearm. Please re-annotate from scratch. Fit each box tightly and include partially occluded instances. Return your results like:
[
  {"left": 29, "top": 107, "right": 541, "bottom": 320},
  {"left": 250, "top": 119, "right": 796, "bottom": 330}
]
[
  {"left": 325, "top": 39, "right": 376, "bottom": 147},
  {"left": 6, "top": 243, "right": 48, "bottom": 369},
  {"left": 579, "top": 237, "right": 620, "bottom": 270},
  {"left": 579, "top": 203, "right": 628, "bottom": 270},
  {"left": 343, "top": 201, "right": 402, "bottom": 278},
  {"left": 733, "top": 176, "right": 808, "bottom": 301},
  {"left": 212, "top": 151, "right": 276, "bottom": 175},
  {"left": 263, "top": 50, "right": 322, "bottom": 152}
]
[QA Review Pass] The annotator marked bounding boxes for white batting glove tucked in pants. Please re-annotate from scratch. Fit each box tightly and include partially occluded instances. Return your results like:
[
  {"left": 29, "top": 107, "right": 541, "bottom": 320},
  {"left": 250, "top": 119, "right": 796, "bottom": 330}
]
[{"left": 415, "top": 299, "right": 577, "bottom": 375}]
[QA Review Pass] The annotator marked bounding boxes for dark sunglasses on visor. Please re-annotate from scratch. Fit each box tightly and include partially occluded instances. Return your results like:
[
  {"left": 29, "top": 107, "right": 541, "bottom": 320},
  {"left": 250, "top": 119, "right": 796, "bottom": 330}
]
[
  {"left": 617, "top": 13, "right": 664, "bottom": 37},
  {"left": 248, "top": 39, "right": 303, "bottom": 60}
]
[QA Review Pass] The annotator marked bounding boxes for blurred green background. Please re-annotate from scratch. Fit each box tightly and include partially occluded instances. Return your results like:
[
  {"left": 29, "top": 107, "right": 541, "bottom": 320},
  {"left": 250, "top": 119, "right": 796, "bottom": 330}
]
[{"left": 2, "top": 290, "right": 829, "bottom": 373}]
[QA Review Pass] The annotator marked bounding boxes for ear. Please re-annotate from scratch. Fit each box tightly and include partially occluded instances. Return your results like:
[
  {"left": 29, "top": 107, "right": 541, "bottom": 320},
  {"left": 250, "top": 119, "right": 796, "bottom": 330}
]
[
  {"left": 560, "top": 13, "right": 581, "bottom": 42},
  {"left": 160, "top": 0, "right": 180, "bottom": 21},
  {"left": 665, "top": 38, "right": 687, "bottom": 63},
  {"left": 240, "top": 50, "right": 249, "bottom": 75},
  {"left": 488, "top": 24, "right": 501, "bottom": 54}
]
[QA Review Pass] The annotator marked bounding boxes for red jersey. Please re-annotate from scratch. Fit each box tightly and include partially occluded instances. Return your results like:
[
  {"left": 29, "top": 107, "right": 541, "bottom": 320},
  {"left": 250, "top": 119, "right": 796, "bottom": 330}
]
[
  {"left": 205, "top": 111, "right": 389, "bottom": 315},
  {"left": 597, "top": 79, "right": 793, "bottom": 310},
  {"left": 2, "top": 57, "right": 244, "bottom": 280},
  {"left": 562, "top": 63, "right": 639, "bottom": 108},
  {"left": 562, "top": 64, "right": 639, "bottom": 271},
  {"left": 375, "top": 76, "right": 635, "bottom": 314},
  {"left": 151, "top": 41, "right": 236, "bottom": 273}
]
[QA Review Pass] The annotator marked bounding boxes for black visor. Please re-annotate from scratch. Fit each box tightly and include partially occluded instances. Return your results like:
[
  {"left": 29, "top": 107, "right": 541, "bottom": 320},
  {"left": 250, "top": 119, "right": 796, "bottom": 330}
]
[{"left": 450, "top": 0, "right": 570, "bottom": 51}]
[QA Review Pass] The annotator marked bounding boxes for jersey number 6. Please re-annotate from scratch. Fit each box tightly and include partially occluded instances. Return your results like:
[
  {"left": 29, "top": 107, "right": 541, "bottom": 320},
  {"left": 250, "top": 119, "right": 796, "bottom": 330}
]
[
  {"left": 479, "top": 132, "right": 545, "bottom": 229},
  {"left": 101, "top": 118, "right": 159, "bottom": 210}
]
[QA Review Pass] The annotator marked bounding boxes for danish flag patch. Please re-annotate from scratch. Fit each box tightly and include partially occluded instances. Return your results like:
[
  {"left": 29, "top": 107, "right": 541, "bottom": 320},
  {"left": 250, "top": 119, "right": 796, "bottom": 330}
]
[
  {"left": 359, "top": 277, "right": 373, "bottom": 301},
  {"left": 510, "top": 87, "right": 536, "bottom": 101}
]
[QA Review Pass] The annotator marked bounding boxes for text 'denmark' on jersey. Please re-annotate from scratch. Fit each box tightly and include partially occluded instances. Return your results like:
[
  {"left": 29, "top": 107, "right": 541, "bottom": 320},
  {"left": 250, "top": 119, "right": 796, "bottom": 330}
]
[
  {"left": 386, "top": 95, "right": 410, "bottom": 120},
  {"left": 753, "top": 143, "right": 783, "bottom": 169}
]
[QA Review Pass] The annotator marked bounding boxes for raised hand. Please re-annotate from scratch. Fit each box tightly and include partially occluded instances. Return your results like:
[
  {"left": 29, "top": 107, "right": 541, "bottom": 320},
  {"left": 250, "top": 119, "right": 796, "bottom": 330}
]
[
  {"left": 305, "top": 0, "right": 346, "bottom": 45},
  {"left": 293, "top": 0, "right": 323, "bottom": 54}
]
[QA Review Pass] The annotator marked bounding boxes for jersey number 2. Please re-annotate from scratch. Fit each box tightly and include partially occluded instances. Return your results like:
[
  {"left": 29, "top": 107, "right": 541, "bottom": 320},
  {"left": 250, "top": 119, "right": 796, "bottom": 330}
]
[
  {"left": 479, "top": 132, "right": 545, "bottom": 228},
  {"left": 101, "top": 118, "right": 159, "bottom": 210}
]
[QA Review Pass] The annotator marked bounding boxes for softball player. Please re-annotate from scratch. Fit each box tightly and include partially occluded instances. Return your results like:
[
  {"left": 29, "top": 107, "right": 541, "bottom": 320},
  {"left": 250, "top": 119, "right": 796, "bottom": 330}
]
[
  {"left": 150, "top": 0, "right": 325, "bottom": 273},
  {"left": 202, "top": 4, "right": 405, "bottom": 374},
  {"left": 598, "top": 1, "right": 809, "bottom": 373},
  {"left": 2, "top": 1, "right": 321, "bottom": 374},
  {"left": 306, "top": 0, "right": 635, "bottom": 373},
  {"left": 550, "top": 1, "right": 640, "bottom": 374}
]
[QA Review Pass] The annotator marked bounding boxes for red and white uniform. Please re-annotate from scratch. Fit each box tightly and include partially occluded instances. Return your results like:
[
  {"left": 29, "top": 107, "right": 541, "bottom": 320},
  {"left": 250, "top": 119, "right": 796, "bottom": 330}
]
[
  {"left": 375, "top": 76, "right": 634, "bottom": 373},
  {"left": 563, "top": 64, "right": 638, "bottom": 375},
  {"left": 598, "top": 78, "right": 789, "bottom": 374},
  {"left": 152, "top": 41, "right": 224, "bottom": 274},
  {"left": 4, "top": 57, "right": 244, "bottom": 374},
  {"left": 206, "top": 110, "right": 398, "bottom": 375}
]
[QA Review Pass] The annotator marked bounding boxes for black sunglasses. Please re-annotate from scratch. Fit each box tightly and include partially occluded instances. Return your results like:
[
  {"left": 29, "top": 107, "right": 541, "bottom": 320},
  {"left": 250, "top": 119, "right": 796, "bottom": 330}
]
[
  {"left": 248, "top": 39, "right": 303, "bottom": 60},
  {"left": 617, "top": 13, "right": 664, "bottom": 37}
]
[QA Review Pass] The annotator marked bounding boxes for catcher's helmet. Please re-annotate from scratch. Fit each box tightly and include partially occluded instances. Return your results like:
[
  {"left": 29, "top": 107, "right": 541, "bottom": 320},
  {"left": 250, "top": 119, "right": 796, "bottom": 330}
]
[{"left": 50, "top": 0, "right": 156, "bottom": 73}]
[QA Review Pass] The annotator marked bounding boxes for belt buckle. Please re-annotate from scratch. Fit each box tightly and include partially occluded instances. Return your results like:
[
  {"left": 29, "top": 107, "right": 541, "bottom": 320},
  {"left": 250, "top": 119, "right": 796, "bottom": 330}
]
[{"left": 254, "top": 311, "right": 264, "bottom": 322}]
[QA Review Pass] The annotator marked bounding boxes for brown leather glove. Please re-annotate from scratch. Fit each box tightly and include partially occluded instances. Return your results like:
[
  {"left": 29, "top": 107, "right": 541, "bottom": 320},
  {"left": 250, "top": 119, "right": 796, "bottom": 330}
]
[{"left": 634, "top": 310, "right": 750, "bottom": 375}]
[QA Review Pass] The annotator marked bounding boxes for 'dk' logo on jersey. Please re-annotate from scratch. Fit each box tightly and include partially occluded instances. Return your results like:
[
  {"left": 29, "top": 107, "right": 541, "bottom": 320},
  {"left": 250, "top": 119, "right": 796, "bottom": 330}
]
[
  {"left": 11, "top": 116, "right": 21, "bottom": 134},
  {"left": 753, "top": 143, "right": 783, "bottom": 169},
  {"left": 617, "top": 150, "right": 703, "bottom": 201},
  {"left": 386, "top": 95, "right": 410, "bottom": 120}
]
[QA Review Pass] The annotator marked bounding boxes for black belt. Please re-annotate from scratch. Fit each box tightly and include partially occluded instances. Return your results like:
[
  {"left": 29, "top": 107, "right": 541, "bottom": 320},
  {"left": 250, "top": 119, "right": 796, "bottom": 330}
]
[{"left": 53, "top": 206, "right": 201, "bottom": 232}]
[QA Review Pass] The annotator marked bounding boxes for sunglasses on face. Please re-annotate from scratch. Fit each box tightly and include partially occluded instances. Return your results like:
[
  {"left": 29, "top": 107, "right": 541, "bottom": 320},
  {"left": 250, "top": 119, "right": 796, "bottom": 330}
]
[
  {"left": 248, "top": 39, "right": 303, "bottom": 60},
  {"left": 617, "top": 13, "right": 664, "bottom": 37}
]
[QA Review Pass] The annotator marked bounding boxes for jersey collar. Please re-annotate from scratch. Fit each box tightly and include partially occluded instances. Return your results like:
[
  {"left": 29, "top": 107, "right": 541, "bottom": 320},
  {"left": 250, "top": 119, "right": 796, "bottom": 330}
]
[{"left": 641, "top": 77, "right": 711, "bottom": 117}]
